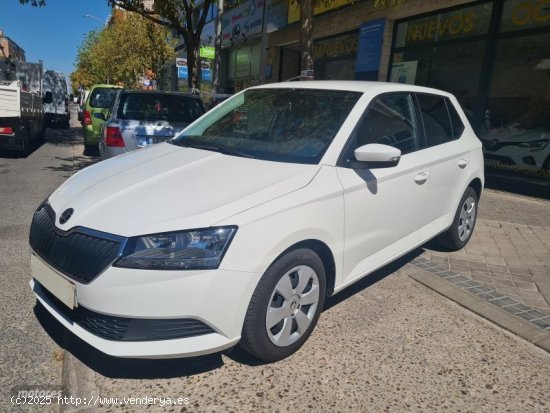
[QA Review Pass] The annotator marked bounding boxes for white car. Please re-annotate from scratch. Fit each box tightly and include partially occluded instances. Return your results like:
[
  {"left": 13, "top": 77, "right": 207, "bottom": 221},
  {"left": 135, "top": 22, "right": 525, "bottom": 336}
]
[{"left": 29, "top": 81, "right": 484, "bottom": 362}]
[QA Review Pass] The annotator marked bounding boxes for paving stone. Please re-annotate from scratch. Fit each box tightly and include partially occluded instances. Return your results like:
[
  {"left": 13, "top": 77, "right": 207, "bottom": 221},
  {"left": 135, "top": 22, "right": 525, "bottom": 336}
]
[
  {"left": 523, "top": 298, "right": 549, "bottom": 308},
  {"left": 515, "top": 281, "right": 538, "bottom": 292},
  {"left": 517, "top": 289, "right": 546, "bottom": 300},
  {"left": 491, "top": 271, "right": 513, "bottom": 280},
  {"left": 508, "top": 266, "right": 532, "bottom": 275},
  {"left": 495, "top": 284, "right": 520, "bottom": 296},
  {"left": 510, "top": 274, "right": 535, "bottom": 284},
  {"left": 492, "top": 278, "right": 515, "bottom": 287}
]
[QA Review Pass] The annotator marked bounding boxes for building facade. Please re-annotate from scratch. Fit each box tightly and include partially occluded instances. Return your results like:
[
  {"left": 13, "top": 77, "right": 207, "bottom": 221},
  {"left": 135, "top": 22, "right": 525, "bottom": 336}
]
[
  {"left": 0, "top": 30, "right": 26, "bottom": 62},
  {"left": 263, "top": 0, "right": 550, "bottom": 183}
]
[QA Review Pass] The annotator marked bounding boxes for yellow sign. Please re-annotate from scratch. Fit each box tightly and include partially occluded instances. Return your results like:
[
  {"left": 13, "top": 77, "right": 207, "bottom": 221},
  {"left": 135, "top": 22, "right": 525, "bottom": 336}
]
[{"left": 288, "top": 0, "right": 353, "bottom": 24}]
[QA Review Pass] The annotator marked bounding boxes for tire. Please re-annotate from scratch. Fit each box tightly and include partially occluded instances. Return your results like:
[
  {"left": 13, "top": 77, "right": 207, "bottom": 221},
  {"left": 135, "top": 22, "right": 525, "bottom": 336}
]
[
  {"left": 435, "top": 187, "right": 478, "bottom": 251},
  {"left": 240, "top": 248, "right": 326, "bottom": 362}
]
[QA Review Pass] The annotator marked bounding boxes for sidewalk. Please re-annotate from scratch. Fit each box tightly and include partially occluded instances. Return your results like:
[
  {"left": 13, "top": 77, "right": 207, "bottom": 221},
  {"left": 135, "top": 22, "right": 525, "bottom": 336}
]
[{"left": 409, "top": 188, "right": 550, "bottom": 350}]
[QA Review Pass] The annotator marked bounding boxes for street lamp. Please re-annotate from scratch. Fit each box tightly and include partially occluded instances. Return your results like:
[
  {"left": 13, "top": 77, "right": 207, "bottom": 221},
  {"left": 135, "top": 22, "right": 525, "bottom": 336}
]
[{"left": 84, "top": 14, "right": 106, "bottom": 26}]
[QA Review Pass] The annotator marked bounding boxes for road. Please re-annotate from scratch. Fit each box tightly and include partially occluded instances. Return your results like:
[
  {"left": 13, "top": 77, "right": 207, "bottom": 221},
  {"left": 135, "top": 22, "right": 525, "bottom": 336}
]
[
  {"left": 0, "top": 125, "right": 549, "bottom": 412},
  {"left": 0, "top": 123, "right": 96, "bottom": 412}
]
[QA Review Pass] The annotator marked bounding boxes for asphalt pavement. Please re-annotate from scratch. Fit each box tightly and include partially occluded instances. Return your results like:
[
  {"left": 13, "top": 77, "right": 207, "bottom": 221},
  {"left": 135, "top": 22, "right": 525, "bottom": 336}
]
[{"left": 1, "top": 124, "right": 549, "bottom": 412}]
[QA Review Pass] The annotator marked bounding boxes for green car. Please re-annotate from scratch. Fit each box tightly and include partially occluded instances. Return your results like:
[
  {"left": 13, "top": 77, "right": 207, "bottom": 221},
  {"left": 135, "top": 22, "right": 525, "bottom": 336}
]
[{"left": 82, "top": 84, "right": 122, "bottom": 150}]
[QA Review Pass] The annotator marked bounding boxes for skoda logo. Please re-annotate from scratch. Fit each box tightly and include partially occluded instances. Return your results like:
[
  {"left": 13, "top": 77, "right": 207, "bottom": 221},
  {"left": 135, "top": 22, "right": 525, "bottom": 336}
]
[{"left": 59, "top": 208, "right": 74, "bottom": 225}]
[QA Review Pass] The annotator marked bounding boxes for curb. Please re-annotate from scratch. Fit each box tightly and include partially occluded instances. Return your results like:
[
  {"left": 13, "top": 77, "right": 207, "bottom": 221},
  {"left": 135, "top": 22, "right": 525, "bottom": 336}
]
[{"left": 407, "top": 264, "right": 550, "bottom": 353}]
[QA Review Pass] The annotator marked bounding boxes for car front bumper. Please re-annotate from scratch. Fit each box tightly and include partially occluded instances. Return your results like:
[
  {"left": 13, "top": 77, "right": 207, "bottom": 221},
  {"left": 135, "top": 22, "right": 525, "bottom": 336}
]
[{"left": 30, "top": 257, "right": 260, "bottom": 358}]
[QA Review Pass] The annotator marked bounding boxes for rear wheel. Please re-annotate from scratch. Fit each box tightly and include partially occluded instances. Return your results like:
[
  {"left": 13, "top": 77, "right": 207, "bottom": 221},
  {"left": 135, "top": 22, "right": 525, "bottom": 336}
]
[
  {"left": 240, "top": 248, "right": 326, "bottom": 362},
  {"left": 435, "top": 187, "right": 478, "bottom": 251}
]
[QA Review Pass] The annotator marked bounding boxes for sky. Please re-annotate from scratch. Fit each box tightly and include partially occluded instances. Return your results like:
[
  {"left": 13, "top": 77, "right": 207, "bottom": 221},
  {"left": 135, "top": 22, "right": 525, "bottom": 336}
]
[{"left": 1, "top": 0, "right": 112, "bottom": 77}]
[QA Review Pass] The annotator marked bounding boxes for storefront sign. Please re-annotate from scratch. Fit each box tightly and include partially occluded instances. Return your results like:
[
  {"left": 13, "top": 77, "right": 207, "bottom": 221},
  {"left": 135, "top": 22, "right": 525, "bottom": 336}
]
[
  {"left": 287, "top": 0, "right": 352, "bottom": 24},
  {"left": 313, "top": 33, "right": 358, "bottom": 60},
  {"left": 395, "top": 3, "right": 492, "bottom": 47},
  {"left": 222, "top": 0, "right": 265, "bottom": 47},
  {"left": 200, "top": 46, "right": 215, "bottom": 59},
  {"left": 267, "top": 0, "right": 288, "bottom": 33},
  {"left": 355, "top": 19, "right": 385, "bottom": 73},
  {"left": 176, "top": 58, "right": 188, "bottom": 79},
  {"left": 501, "top": 0, "right": 550, "bottom": 32},
  {"left": 201, "top": 21, "right": 216, "bottom": 46},
  {"left": 390, "top": 61, "right": 418, "bottom": 85}
]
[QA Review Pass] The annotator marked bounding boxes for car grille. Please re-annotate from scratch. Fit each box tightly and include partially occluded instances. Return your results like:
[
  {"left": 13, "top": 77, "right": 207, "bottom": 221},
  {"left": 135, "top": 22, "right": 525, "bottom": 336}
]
[
  {"left": 29, "top": 204, "right": 122, "bottom": 284},
  {"left": 37, "top": 281, "right": 215, "bottom": 341}
]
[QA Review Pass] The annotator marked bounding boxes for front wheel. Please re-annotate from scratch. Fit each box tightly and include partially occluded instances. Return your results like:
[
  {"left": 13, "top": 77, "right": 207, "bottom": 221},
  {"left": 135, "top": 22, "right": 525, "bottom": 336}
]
[
  {"left": 240, "top": 248, "right": 326, "bottom": 362},
  {"left": 435, "top": 187, "right": 478, "bottom": 251}
]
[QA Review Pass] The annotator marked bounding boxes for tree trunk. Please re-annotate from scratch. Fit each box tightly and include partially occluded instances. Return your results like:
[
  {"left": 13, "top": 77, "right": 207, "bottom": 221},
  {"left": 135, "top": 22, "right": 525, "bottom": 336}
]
[
  {"left": 185, "top": 36, "right": 201, "bottom": 91},
  {"left": 300, "top": 0, "right": 314, "bottom": 76}
]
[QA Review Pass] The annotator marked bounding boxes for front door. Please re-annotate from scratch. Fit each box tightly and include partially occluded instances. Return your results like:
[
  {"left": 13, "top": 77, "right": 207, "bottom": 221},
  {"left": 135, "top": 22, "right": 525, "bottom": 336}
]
[{"left": 336, "top": 92, "right": 429, "bottom": 285}]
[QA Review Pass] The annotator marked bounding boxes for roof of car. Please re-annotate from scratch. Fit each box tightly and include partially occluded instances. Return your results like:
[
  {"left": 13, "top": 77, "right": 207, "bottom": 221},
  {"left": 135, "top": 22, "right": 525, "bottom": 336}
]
[
  {"left": 252, "top": 81, "right": 454, "bottom": 97},
  {"left": 120, "top": 90, "right": 200, "bottom": 98}
]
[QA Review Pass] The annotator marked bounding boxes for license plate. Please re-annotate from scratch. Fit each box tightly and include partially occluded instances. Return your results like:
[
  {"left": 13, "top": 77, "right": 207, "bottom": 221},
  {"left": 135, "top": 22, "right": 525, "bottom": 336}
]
[
  {"left": 137, "top": 136, "right": 173, "bottom": 146},
  {"left": 31, "top": 253, "right": 76, "bottom": 309}
]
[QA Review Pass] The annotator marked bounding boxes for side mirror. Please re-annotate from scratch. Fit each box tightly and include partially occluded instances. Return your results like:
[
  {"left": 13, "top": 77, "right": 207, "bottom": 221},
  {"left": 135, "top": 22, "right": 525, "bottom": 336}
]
[
  {"left": 353, "top": 143, "right": 401, "bottom": 169},
  {"left": 93, "top": 112, "right": 106, "bottom": 120},
  {"left": 43, "top": 91, "right": 53, "bottom": 104}
]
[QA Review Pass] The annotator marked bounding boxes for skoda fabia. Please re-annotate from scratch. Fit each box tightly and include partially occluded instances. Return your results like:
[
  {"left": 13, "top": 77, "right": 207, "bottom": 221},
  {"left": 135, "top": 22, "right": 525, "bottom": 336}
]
[{"left": 29, "top": 81, "right": 484, "bottom": 362}]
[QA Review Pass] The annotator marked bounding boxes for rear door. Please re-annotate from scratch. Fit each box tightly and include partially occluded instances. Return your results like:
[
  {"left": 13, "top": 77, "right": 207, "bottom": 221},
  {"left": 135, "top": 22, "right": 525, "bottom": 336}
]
[{"left": 414, "top": 93, "right": 472, "bottom": 240}]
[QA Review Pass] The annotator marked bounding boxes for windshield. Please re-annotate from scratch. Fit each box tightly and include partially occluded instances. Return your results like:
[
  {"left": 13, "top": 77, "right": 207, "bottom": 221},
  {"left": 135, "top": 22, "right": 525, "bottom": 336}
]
[
  {"left": 117, "top": 93, "right": 205, "bottom": 123},
  {"left": 89, "top": 87, "right": 120, "bottom": 109},
  {"left": 172, "top": 88, "right": 361, "bottom": 164}
]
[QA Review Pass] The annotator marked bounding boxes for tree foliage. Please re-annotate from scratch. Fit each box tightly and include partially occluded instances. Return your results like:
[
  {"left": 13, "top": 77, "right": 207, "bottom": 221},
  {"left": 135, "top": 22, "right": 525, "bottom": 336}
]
[
  {"left": 70, "top": 12, "right": 175, "bottom": 92},
  {"left": 108, "top": 0, "right": 213, "bottom": 90}
]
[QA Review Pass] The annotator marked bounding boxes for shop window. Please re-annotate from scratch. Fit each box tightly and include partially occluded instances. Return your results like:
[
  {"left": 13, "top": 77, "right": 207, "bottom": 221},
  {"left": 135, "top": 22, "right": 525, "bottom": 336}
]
[
  {"left": 351, "top": 93, "right": 420, "bottom": 156},
  {"left": 500, "top": 0, "right": 550, "bottom": 33},
  {"left": 482, "top": 32, "right": 550, "bottom": 177},
  {"left": 416, "top": 94, "right": 454, "bottom": 147},
  {"left": 391, "top": 40, "right": 485, "bottom": 119}
]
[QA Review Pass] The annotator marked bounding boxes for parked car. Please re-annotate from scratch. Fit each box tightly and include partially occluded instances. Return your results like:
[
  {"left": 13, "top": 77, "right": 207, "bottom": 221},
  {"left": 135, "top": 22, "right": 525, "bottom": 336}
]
[
  {"left": 98, "top": 90, "right": 205, "bottom": 159},
  {"left": 42, "top": 70, "right": 69, "bottom": 128},
  {"left": 82, "top": 84, "right": 122, "bottom": 152},
  {"left": 29, "top": 81, "right": 484, "bottom": 362},
  {"left": 481, "top": 125, "right": 550, "bottom": 176}
]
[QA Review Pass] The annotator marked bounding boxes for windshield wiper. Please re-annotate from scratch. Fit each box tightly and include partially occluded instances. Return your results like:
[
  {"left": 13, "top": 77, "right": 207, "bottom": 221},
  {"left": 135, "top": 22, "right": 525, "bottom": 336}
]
[{"left": 172, "top": 141, "right": 256, "bottom": 159}]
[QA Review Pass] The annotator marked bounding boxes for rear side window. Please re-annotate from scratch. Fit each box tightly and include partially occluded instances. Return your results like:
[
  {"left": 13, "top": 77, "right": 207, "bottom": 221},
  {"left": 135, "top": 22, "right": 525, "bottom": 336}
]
[
  {"left": 118, "top": 94, "right": 205, "bottom": 123},
  {"left": 447, "top": 99, "right": 465, "bottom": 139},
  {"left": 416, "top": 94, "right": 454, "bottom": 147},
  {"left": 89, "top": 88, "right": 119, "bottom": 109}
]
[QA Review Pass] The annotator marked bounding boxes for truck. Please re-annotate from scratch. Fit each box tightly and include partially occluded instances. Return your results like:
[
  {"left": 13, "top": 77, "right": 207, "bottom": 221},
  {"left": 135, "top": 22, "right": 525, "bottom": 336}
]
[
  {"left": 42, "top": 70, "right": 69, "bottom": 128},
  {"left": 0, "top": 60, "right": 49, "bottom": 153}
]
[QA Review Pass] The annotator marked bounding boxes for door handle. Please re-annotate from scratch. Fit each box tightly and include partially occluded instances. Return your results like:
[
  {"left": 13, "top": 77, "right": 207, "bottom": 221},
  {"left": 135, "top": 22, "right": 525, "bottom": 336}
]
[
  {"left": 414, "top": 171, "right": 430, "bottom": 184},
  {"left": 458, "top": 158, "right": 469, "bottom": 168}
]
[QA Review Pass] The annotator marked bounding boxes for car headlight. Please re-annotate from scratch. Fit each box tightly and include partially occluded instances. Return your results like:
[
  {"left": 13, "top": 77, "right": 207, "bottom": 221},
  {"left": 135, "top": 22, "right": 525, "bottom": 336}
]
[
  {"left": 114, "top": 227, "right": 237, "bottom": 270},
  {"left": 518, "top": 139, "right": 548, "bottom": 152}
]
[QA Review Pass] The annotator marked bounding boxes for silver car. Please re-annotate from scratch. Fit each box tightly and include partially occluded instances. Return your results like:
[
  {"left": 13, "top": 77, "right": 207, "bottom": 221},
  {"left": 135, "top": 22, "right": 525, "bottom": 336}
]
[{"left": 99, "top": 90, "right": 205, "bottom": 159}]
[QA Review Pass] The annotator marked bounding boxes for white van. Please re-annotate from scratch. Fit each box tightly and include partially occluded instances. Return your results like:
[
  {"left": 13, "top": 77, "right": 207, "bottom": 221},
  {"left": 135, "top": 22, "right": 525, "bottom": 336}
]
[{"left": 42, "top": 70, "right": 69, "bottom": 128}]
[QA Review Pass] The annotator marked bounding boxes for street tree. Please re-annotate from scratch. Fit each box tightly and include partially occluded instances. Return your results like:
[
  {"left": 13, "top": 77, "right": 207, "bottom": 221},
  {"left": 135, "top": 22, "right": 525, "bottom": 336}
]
[
  {"left": 107, "top": 0, "right": 213, "bottom": 91},
  {"left": 70, "top": 12, "right": 175, "bottom": 91}
]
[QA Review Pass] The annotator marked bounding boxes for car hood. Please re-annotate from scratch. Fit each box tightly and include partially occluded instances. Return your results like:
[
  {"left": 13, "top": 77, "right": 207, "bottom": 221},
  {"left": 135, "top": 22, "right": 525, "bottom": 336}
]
[{"left": 49, "top": 143, "right": 320, "bottom": 236}]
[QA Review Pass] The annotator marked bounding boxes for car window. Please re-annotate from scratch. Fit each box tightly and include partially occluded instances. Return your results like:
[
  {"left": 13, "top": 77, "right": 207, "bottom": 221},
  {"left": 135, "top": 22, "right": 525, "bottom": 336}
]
[
  {"left": 416, "top": 93, "right": 455, "bottom": 147},
  {"left": 118, "top": 94, "right": 205, "bottom": 123},
  {"left": 447, "top": 99, "right": 465, "bottom": 139},
  {"left": 89, "top": 88, "right": 119, "bottom": 109},
  {"left": 341, "top": 93, "right": 420, "bottom": 165},
  {"left": 173, "top": 88, "right": 361, "bottom": 164}
]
